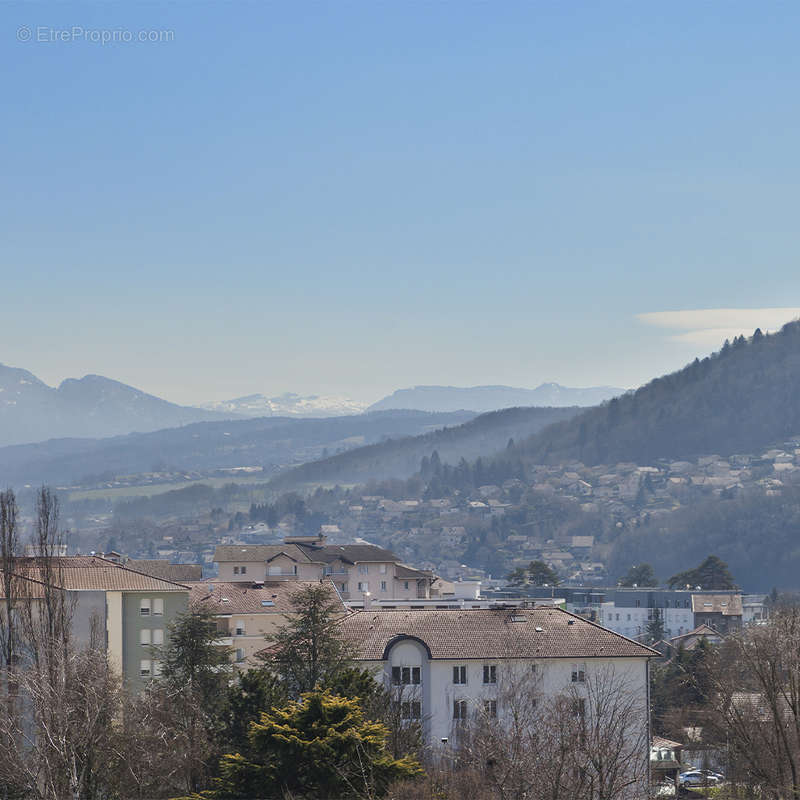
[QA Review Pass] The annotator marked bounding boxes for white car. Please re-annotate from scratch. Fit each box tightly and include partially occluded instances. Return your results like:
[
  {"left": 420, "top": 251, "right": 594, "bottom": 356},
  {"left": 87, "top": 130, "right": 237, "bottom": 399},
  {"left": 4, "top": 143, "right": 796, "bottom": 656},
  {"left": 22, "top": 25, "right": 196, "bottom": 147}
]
[{"left": 679, "top": 770, "right": 720, "bottom": 788}]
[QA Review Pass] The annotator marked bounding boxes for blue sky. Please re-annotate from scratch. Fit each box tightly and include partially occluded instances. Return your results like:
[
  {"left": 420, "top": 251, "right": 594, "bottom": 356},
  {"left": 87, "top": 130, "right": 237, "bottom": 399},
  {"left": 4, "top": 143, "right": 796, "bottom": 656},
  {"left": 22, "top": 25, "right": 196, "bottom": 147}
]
[{"left": 3, "top": 2, "right": 800, "bottom": 404}]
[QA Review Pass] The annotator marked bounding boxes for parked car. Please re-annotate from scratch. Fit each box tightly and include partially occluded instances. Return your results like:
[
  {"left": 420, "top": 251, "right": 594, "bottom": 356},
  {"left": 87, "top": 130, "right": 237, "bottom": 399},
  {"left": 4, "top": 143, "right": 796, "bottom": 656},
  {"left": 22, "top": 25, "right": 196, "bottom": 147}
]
[{"left": 679, "top": 770, "right": 720, "bottom": 788}]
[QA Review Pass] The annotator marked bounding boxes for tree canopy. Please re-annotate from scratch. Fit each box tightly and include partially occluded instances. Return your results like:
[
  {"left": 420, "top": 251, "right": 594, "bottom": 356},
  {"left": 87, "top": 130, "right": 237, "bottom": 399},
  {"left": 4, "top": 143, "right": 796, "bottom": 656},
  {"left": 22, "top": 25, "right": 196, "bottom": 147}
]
[
  {"left": 667, "top": 555, "right": 737, "bottom": 590},
  {"left": 196, "top": 690, "right": 423, "bottom": 800},
  {"left": 618, "top": 563, "right": 658, "bottom": 587},
  {"left": 259, "top": 583, "right": 351, "bottom": 697},
  {"left": 508, "top": 560, "right": 560, "bottom": 587}
]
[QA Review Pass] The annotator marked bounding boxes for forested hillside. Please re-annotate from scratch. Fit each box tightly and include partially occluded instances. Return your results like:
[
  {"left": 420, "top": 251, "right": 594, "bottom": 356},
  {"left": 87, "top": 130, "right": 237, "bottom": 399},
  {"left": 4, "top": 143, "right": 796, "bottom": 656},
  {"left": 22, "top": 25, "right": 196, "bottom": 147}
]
[
  {"left": 608, "top": 483, "right": 800, "bottom": 591},
  {"left": 513, "top": 321, "right": 800, "bottom": 466},
  {"left": 0, "top": 410, "right": 475, "bottom": 487},
  {"left": 267, "top": 406, "right": 581, "bottom": 490}
]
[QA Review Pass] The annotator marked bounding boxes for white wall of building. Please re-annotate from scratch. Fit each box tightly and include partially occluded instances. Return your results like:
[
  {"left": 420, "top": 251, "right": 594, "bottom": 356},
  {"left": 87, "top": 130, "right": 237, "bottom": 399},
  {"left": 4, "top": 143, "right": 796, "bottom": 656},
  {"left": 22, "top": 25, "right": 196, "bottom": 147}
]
[{"left": 375, "top": 642, "right": 649, "bottom": 747}]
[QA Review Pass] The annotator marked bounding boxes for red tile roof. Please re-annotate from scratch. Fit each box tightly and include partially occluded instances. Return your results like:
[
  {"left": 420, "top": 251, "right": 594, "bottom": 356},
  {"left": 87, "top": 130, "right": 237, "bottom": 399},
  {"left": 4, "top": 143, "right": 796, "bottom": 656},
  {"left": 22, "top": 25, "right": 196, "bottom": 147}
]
[
  {"left": 189, "top": 579, "right": 345, "bottom": 615},
  {"left": 339, "top": 607, "right": 658, "bottom": 661}
]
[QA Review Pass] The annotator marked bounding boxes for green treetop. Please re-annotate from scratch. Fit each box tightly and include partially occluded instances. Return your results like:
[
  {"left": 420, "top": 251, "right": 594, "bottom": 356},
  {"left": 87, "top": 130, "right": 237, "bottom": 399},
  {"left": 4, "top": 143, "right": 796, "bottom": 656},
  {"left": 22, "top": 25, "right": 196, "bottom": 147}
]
[
  {"left": 619, "top": 563, "right": 658, "bottom": 587},
  {"left": 194, "top": 690, "right": 423, "bottom": 800},
  {"left": 667, "top": 555, "right": 736, "bottom": 590}
]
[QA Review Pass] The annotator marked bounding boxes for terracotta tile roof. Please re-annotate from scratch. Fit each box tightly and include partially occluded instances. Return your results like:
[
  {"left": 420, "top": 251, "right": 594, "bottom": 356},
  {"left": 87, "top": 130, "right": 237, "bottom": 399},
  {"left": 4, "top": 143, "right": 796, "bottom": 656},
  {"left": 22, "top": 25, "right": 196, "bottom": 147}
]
[
  {"left": 691, "top": 594, "right": 743, "bottom": 615},
  {"left": 312, "top": 544, "right": 399, "bottom": 564},
  {"left": 338, "top": 608, "right": 659, "bottom": 661},
  {"left": 189, "top": 580, "right": 345, "bottom": 615},
  {"left": 652, "top": 736, "right": 683, "bottom": 749},
  {"left": 214, "top": 544, "right": 315, "bottom": 563},
  {"left": 214, "top": 543, "right": 400, "bottom": 566},
  {"left": 127, "top": 560, "right": 203, "bottom": 582},
  {"left": 394, "top": 563, "right": 434, "bottom": 579},
  {"left": 6, "top": 556, "right": 189, "bottom": 592}
]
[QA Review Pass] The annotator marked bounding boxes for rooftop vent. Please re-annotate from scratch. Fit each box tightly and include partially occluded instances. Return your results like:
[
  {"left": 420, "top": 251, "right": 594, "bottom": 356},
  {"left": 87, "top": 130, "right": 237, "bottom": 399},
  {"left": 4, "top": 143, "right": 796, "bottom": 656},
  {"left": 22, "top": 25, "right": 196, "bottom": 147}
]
[
  {"left": 221, "top": 597, "right": 230, "bottom": 603},
  {"left": 535, "top": 626, "right": 544, "bottom": 632},
  {"left": 567, "top": 619, "right": 575, "bottom": 625},
  {"left": 511, "top": 614, "right": 527, "bottom": 622},
  {"left": 261, "top": 600, "right": 275, "bottom": 607}
]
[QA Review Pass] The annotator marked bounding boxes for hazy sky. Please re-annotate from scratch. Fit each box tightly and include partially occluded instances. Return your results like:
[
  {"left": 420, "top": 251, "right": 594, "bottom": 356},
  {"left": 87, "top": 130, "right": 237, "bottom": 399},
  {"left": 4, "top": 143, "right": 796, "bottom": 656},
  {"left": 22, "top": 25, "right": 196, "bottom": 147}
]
[{"left": 4, "top": 2, "right": 800, "bottom": 405}]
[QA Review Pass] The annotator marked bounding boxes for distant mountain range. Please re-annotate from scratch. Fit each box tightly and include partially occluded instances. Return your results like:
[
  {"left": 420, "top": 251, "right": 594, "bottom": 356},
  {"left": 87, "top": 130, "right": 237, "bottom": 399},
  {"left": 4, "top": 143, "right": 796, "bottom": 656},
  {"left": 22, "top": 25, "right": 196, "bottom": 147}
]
[
  {"left": 368, "top": 383, "right": 624, "bottom": 413},
  {"left": 0, "top": 364, "right": 230, "bottom": 447},
  {"left": 0, "top": 409, "right": 477, "bottom": 488},
  {"left": 200, "top": 393, "right": 368, "bottom": 418}
]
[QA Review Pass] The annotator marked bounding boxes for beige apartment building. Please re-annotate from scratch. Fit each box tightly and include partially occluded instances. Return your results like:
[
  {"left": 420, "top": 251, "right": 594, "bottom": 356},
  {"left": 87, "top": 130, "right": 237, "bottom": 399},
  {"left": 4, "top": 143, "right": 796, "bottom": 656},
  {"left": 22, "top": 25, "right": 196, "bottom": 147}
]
[
  {"left": 189, "top": 579, "right": 347, "bottom": 665},
  {"left": 214, "top": 535, "right": 436, "bottom": 602}
]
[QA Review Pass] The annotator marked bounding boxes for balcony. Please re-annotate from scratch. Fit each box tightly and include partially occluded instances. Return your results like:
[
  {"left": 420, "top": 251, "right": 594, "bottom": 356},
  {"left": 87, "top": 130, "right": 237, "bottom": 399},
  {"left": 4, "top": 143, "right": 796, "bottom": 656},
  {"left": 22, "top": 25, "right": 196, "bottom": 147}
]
[{"left": 265, "top": 571, "right": 300, "bottom": 581}]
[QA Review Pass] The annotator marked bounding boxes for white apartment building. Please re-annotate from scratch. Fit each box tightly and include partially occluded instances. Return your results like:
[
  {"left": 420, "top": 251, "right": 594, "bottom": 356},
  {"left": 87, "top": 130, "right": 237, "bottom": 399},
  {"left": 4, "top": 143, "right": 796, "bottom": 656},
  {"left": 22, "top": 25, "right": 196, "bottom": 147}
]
[
  {"left": 339, "top": 606, "right": 655, "bottom": 776},
  {"left": 597, "top": 589, "right": 743, "bottom": 640}
]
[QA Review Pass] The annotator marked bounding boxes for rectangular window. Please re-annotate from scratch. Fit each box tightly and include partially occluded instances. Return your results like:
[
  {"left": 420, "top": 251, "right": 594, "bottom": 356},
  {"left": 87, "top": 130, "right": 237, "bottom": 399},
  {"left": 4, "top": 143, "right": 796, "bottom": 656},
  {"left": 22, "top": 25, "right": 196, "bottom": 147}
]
[
  {"left": 235, "top": 621, "right": 245, "bottom": 635},
  {"left": 380, "top": 581, "right": 387, "bottom": 591},
  {"left": 571, "top": 663, "right": 586, "bottom": 683},
  {"left": 573, "top": 698, "right": 586, "bottom": 720},
  {"left": 139, "top": 598, "right": 151, "bottom": 616},
  {"left": 152, "top": 598, "right": 164, "bottom": 616},
  {"left": 341, "top": 583, "right": 348, "bottom": 592},
  {"left": 358, "top": 565, "right": 369, "bottom": 574},
  {"left": 453, "top": 665, "right": 467, "bottom": 684},
  {"left": 140, "top": 659, "right": 151, "bottom": 677},
  {"left": 152, "top": 660, "right": 162, "bottom": 677},
  {"left": 140, "top": 629, "right": 151, "bottom": 645},
  {"left": 234, "top": 566, "right": 239, "bottom": 574},
  {"left": 403, "top": 581, "right": 409, "bottom": 590},
  {"left": 401, "top": 701, "right": 421, "bottom": 719},
  {"left": 483, "top": 665, "right": 497, "bottom": 684},
  {"left": 152, "top": 628, "right": 164, "bottom": 646},
  {"left": 453, "top": 699, "right": 468, "bottom": 720},
  {"left": 358, "top": 582, "right": 368, "bottom": 592},
  {"left": 235, "top": 648, "right": 245, "bottom": 662},
  {"left": 241, "top": 565, "right": 247, "bottom": 575},
  {"left": 392, "top": 666, "right": 420, "bottom": 685},
  {"left": 380, "top": 564, "right": 387, "bottom": 574},
  {"left": 484, "top": 699, "right": 497, "bottom": 718}
]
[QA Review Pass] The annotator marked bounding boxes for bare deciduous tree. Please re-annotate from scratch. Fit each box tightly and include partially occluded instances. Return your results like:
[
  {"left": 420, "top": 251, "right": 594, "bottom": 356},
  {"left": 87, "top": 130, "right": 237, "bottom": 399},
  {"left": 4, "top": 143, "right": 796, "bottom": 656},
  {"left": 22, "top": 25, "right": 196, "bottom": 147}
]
[
  {"left": 425, "top": 663, "right": 648, "bottom": 800},
  {"left": 707, "top": 609, "right": 800, "bottom": 799}
]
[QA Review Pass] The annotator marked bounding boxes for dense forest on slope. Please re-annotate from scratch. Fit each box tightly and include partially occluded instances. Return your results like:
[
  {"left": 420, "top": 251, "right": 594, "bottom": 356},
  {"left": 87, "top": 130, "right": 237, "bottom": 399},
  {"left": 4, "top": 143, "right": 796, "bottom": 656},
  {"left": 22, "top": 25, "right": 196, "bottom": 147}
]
[
  {"left": 608, "top": 480, "right": 800, "bottom": 591},
  {"left": 511, "top": 321, "right": 800, "bottom": 466},
  {"left": 266, "top": 406, "right": 581, "bottom": 490},
  {"left": 0, "top": 410, "right": 475, "bottom": 487}
]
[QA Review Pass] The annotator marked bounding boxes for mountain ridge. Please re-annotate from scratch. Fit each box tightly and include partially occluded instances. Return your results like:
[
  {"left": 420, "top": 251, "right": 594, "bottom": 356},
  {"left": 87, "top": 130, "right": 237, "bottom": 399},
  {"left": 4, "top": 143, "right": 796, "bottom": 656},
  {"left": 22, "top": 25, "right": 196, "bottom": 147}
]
[
  {"left": 368, "top": 383, "right": 624, "bottom": 413},
  {"left": 0, "top": 364, "right": 234, "bottom": 446}
]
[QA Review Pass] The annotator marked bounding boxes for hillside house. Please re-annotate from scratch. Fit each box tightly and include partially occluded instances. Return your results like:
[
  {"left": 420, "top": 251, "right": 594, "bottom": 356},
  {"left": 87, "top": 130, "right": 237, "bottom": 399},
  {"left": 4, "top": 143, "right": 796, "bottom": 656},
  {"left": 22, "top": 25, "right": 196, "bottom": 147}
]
[{"left": 214, "top": 536, "right": 436, "bottom": 602}]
